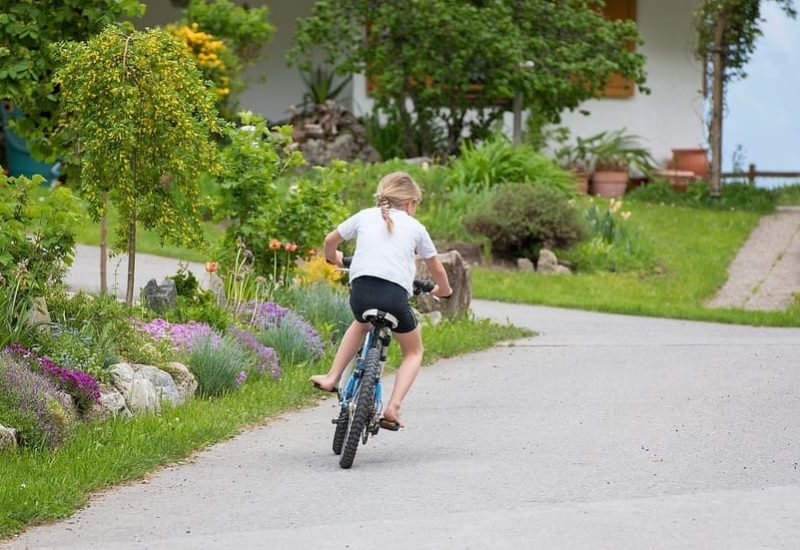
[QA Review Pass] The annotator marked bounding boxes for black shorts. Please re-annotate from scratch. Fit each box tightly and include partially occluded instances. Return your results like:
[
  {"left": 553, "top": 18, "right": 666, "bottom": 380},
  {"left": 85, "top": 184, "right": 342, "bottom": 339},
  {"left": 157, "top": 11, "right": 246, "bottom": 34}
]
[{"left": 349, "top": 276, "right": 417, "bottom": 333}]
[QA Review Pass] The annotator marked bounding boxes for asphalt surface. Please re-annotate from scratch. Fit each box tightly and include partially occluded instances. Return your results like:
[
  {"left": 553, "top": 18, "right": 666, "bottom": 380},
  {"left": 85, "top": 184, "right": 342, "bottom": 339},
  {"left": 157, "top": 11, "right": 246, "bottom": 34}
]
[{"left": 5, "top": 301, "right": 800, "bottom": 549}]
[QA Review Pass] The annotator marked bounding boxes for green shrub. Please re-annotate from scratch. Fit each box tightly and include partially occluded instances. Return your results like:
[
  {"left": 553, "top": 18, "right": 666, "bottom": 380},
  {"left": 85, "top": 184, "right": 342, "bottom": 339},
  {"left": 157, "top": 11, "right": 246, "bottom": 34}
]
[
  {"left": 776, "top": 183, "right": 800, "bottom": 206},
  {"left": 187, "top": 335, "right": 255, "bottom": 397},
  {"left": 361, "top": 109, "right": 404, "bottom": 161},
  {"left": 0, "top": 353, "right": 74, "bottom": 449},
  {"left": 464, "top": 182, "right": 587, "bottom": 260},
  {"left": 447, "top": 135, "right": 574, "bottom": 195},
  {"left": 255, "top": 311, "right": 324, "bottom": 367},
  {"left": 628, "top": 181, "right": 776, "bottom": 212}
]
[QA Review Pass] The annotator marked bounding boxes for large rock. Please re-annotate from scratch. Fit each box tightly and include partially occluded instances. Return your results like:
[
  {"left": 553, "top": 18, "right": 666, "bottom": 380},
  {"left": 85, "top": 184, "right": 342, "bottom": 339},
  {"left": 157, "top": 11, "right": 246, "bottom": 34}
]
[
  {"left": 161, "top": 362, "right": 198, "bottom": 403},
  {"left": 414, "top": 250, "right": 471, "bottom": 319},
  {"left": 291, "top": 100, "right": 381, "bottom": 166},
  {"left": 437, "top": 242, "right": 482, "bottom": 266},
  {"left": 86, "top": 383, "right": 132, "bottom": 420},
  {"left": 537, "top": 249, "right": 571, "bottom": 275},
  {"left": 109, "top": 363, "right": 159, "bottom": 414},
  {"left": 142, "top": 278, "right": 178, "bottom": 313},
  {"left": 136, "top": 365, "right": 183, "bottom": 407},
  {"left": 0, "top": 424, "right": 17, "bottom": 451}
]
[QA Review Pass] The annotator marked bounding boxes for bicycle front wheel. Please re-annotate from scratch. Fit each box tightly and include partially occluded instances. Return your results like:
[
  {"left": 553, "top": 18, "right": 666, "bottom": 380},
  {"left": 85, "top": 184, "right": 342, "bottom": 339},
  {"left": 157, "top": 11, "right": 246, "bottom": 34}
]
[{"left": 339, "top": 348, "right": 380, "bottom": 469}]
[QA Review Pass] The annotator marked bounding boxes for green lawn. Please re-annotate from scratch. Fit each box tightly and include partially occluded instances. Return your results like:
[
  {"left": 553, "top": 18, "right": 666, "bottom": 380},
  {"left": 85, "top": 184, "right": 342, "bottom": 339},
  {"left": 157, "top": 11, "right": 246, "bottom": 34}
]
[{"left": 472, "top": 201, "right": 800, "bottom": 327}]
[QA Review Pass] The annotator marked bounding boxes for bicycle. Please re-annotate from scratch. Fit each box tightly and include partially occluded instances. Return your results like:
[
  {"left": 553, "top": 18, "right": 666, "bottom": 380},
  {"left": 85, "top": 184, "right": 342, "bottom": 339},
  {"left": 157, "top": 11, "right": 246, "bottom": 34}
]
[{"left": 331, "top": 259, "right": 435, "bottom": 469}]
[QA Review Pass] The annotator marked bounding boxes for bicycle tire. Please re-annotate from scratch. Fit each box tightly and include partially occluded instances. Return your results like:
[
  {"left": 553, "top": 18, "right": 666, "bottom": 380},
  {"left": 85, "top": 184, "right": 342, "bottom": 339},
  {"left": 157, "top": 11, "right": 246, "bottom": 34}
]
[
  {"left": 332, "top": 405, "right": 349, "bottom": 455},
  {"left": 339, "top": 348, "right": 380, "bottom": 469}
]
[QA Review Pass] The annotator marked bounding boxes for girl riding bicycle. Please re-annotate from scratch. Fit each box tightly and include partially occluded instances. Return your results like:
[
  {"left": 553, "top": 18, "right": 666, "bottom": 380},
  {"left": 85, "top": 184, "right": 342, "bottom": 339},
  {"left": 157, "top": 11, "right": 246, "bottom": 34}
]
[{"left": 309, "top": 171, "right": 452, "bottom": 429}]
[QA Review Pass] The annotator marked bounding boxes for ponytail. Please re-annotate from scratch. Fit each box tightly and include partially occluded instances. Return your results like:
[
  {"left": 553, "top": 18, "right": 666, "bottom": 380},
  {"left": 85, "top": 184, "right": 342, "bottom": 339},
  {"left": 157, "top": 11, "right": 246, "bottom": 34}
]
[{"left": 374, "top": 171, "right": 422, "bottom": 235}]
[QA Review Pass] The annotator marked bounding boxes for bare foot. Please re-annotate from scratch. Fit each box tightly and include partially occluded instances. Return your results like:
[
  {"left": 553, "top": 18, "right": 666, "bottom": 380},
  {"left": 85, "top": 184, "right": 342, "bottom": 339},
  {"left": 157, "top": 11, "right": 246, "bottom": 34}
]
[
  {"left": 381, "top": 404, "right": 406, "bottom": 428},
  {"left": 309, "top": 374, "right": 337, "bottom": 392}
]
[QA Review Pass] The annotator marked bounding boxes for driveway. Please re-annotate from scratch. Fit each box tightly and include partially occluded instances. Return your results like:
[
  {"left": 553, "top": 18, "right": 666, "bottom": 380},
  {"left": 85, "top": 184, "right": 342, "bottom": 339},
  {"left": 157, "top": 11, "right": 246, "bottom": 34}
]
[{"left": 5, "top": 301, "right": 800, "bottom": 549}]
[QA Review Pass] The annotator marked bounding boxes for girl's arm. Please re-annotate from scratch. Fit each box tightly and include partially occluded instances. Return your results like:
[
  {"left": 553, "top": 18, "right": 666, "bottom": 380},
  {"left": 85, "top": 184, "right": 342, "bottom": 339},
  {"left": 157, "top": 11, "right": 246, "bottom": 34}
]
[
  {"left": 323, "top": 230, "right": 345, "bottom": 267},
  {"left": 424, "top": 256, "right": 453, "bottom": 298}
]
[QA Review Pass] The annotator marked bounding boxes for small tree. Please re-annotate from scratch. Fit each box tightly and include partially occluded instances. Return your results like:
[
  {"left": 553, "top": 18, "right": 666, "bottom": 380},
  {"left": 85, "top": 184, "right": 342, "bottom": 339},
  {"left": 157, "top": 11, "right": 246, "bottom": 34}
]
[
  {"left": 53, "top": 26, "right": 222, "bottom": 305},
  {"left": 695, "top": 0, "right": 796, "bottom": 197},
  {"left": 0, "top": 0, "right": 144, "bottom": 159},
  {"left": 289, "top": 0, "right": 647, "bottom": 157}
]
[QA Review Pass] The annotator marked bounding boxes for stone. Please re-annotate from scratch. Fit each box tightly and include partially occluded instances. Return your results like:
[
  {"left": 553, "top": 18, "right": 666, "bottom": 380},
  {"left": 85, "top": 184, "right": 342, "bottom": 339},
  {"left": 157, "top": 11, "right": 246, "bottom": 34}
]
[
  {"left": 86, "top": 383, "right": 131, "bottom": 420},
  {"left": 142, "top": 278, "right": 178, "bottom": 313},
  {"left": 28, "top": 297, "right": 51, "bottom": 331},
  {"left": 438, "top": 242, "right": 482, "bottom": 266},
  {"left": 517, "top": 258, "right": 535, "bottom": 272},
  {"left": 414, "top": 250, "right": 471, "bottom": 319},
  {"left": 0, "top": 424, "right": 17, "bottom": 451},
  {"left": 135, "top": 365, "right": 183, "bottom": 407},
  {"left": 291, "top": 100, "right": 381, "bottom": 166},
  {"left": 537, "top": 249, "right": 571, "bottom": 275},
  {"left": 161, "top": 362, "right": 198, "bottom": 402},
  {"left": 109, "top": 363, "right": 159, "bottom": 414}
]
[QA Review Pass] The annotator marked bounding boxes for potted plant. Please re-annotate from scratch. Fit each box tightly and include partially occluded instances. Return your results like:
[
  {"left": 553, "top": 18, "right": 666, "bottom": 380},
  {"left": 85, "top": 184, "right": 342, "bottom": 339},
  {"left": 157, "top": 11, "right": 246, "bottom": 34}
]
[
  {"left": 552, "top": 128, "right": 593, "bottom": 194},
  {"left": 588, "top": 129, "right": 654, "bottom": 197}
]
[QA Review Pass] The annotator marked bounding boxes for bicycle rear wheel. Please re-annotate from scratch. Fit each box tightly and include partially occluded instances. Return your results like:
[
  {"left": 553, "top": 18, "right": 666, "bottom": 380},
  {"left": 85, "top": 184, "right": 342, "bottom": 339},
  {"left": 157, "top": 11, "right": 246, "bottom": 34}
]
[{"left": 339, "top": 348, "right": 380, "bottom": 469}]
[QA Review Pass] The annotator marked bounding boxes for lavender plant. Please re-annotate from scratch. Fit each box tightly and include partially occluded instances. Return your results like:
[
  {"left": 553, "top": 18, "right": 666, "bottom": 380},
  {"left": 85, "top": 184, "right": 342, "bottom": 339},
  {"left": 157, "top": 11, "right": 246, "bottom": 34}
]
[
  {"left": 227, "top": 327, "right": 282, "bottom": 379},
  {"left": 255, "top": 308, "right": 324, "bottom": 367},
  {"left": 287, "top": 284, "right": 352, "bottom": 343},
  {"left": 187, "top": 335, "right": 255, "bottom": 397},
  {"left": 0, "top": 351, "right": 75, "bottom": 449}
]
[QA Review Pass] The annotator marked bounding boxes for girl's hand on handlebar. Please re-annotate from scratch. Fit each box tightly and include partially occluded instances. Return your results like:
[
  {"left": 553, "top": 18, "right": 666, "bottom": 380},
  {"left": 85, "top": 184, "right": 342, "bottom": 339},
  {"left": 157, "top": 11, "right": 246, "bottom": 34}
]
[
  {"left": 326, "top": 250, "right": 344, "bottom": 268},
  {"left": 431, "top": 284, "right": 453, "bottom": 299}
]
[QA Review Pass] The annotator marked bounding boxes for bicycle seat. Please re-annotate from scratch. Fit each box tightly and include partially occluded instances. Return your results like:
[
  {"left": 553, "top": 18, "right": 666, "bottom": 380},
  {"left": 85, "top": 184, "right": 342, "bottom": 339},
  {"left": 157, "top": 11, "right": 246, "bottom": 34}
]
[{"left": 361, "top": 308, "right": 399, "bottom": 329}]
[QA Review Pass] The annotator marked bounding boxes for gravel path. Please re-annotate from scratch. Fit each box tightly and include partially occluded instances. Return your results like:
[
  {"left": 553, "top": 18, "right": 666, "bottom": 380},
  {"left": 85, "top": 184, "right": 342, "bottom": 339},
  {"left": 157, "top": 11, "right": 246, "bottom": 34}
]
[
  {"left": 706, "top": 206, "right": 800, "bottom": 310},
  {"left": 4, "top": 301, "right": 800, "bottom": 549}
]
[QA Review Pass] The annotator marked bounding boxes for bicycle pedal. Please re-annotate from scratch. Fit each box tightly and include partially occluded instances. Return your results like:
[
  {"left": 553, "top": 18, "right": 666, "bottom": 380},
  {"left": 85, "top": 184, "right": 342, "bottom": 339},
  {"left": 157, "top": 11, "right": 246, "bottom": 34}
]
[{"left": 331, "top": 418, "right": 339, "bottom": 425}]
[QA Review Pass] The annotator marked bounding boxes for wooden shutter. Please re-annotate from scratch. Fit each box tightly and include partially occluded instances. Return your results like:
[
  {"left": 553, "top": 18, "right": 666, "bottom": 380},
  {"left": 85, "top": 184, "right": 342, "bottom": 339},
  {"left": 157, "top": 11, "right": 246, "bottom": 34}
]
[{"left": 603, "top": 0, "right": 637, "bottom": 98}]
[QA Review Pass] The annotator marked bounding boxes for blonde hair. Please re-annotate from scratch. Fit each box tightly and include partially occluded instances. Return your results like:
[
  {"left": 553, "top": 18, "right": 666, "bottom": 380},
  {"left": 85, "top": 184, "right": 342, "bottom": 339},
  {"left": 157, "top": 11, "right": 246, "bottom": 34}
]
[{"left": 374, "top": 171, "right": 422, "bottom": 234}]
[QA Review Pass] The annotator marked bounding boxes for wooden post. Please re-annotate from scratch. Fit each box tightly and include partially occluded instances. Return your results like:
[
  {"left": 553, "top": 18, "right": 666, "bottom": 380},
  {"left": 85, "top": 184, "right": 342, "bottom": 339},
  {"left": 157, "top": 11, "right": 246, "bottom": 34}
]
[{"left": 748, "top": 163, "right": 756, "bottom": 185}]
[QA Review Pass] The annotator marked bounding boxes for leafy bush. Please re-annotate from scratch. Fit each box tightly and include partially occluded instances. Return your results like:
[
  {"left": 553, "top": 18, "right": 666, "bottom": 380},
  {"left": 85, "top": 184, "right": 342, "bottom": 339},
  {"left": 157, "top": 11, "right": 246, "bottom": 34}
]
[
  {"left": 464, "top": 182, "right": 587, "bottom": 260},
  {"left": 287, "top": 284, "right": 352, "bottom": 343},
  {"left": 447, "top": 135, "right": 575, "bottom": 194},
  {"left": 0, "top": 174, "right": 80, "bottom": 301},
  {"left": 44, "top": 291, "right": 171, "bottom": 378},
  {"left": 361, "top": 109, "right": 405, "bottom": 161},
  {"left": 250, "top": 303, "right": 324, "bottom": 366},
  {"left": 627, "top": 181, "right": 777, "bottom": 212},
  {"left": 561, "top": 200, "right": 655, "bottom": 273},
  {"left": 0, "top": 352, "right": 75, "bottom": 449},
  {"left": 187, "top": 335, "right": 254, "bottom": 397},
  {"left": 776, "top": 183, "right": 800, "bottom": 206},
  {"left": 163, "top": 264, "right": 230, "bottom": 331}
]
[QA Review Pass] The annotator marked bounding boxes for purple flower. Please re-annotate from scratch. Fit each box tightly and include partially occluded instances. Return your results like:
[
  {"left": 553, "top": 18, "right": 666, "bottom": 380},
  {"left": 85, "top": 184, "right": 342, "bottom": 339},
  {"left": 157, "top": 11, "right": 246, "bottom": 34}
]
[
  {"left": 248, "top": 301, "right": 289, "bottom": 329},
  {"left": 0, "top": 351, "right": 73, "bottom": 448},
  {"left": 138, "top": 319, "right": 222, "bottom": 351},
  {"left": 281, "top": 312, "right": 325, "bottom": 360},
  {"left": 235, "top": 370, "right": 248, "bottom": 388},
  {"left": 4, "top": 344, "right": 100, "bottom": 411},
  {"left": 228, "top": 326, "right": 282, "bottom": 379}
]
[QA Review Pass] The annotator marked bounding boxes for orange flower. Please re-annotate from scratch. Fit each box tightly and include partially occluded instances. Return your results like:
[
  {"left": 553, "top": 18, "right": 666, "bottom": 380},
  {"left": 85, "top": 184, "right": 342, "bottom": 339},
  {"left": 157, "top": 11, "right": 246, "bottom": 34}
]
[
  {"left": 284, "top": 242, "right": 298, "bottom": 253},
  {"left": 269, "top": 239, "right": 282, "bottom": 251},
  {"left": 205, "top": 261, "right": 218, "bottom": 273}
]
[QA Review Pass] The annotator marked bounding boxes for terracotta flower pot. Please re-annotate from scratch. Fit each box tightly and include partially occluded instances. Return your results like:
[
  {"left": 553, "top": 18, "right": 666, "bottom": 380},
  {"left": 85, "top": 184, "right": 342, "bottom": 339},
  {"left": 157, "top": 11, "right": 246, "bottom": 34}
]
[
  {"left": 572, "top": 169, "right": 590, "bottom": 194},
  {"left": 592, "top": 171, "right": 628, "bottom": 197},
  {"left": 671, "top": 148, "right": 709, "bottom": 179}
]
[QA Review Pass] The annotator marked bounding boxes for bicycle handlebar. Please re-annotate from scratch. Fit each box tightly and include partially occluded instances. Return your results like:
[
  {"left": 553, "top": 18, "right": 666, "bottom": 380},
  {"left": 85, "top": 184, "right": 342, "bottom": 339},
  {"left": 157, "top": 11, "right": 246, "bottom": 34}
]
[{"left": 340, "top": 256, "right": 437, "bottom": 296}]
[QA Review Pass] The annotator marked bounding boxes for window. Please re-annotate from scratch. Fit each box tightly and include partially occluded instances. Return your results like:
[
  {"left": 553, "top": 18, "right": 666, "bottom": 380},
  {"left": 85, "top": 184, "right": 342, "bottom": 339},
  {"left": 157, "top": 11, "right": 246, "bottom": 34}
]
[{"left": 602, "top": 0, "right": 637, "bottom": 98}]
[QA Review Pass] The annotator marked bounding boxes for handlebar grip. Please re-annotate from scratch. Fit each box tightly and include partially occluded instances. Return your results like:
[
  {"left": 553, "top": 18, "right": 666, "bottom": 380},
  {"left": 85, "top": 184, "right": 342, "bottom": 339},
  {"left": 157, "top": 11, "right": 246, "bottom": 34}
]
[
  {"left": 342, "top": 256, "right": 353, "bottom": 268},
  {"left": 413, "top": 279, "right": 436, "bottom": 295}
]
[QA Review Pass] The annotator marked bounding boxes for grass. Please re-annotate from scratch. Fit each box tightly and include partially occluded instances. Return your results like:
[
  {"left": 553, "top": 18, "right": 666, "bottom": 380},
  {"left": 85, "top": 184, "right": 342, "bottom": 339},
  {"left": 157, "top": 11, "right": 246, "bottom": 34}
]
[
  {"left": 472, "top": 201, "right": 800, "bottom": 327},
  {"left": 0, "top": 316, "right": 528, "bottom": 538}
]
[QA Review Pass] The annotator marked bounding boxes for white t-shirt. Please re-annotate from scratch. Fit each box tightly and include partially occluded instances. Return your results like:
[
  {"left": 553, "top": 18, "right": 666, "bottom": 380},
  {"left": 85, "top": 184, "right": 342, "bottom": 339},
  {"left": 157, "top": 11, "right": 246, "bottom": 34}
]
[{"left": 337, "top": 207, "right": 438, "bottom": 296}]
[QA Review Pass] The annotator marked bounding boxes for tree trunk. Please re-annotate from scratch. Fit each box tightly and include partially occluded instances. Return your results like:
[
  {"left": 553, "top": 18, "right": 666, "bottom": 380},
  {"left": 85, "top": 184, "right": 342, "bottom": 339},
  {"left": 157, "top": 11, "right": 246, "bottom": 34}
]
[
  {"left": 125, "top": 206, "right": 137, "bottom": 306},
  {"left": 99, "top": 193, "right": 108, "bottom": 295},
  {"left": 709, "top": 14, "right": 727, "bottom": 198}
]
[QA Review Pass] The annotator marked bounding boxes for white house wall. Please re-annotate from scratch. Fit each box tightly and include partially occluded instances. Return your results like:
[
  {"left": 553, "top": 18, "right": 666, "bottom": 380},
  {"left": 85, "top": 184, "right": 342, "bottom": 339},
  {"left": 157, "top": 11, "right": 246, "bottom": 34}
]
[
  {"left": 138, "top": 0, "right": 329, "bottom": 123},
  {"left": 556, "top": 0, "right": 706, "bottom": 165}
]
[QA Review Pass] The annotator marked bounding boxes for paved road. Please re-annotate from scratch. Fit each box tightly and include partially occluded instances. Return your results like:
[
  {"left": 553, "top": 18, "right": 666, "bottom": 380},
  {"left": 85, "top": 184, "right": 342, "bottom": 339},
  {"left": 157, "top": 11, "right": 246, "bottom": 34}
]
[
  {"left": 67, "top": 245, "right": 206, "bottom": 299},
  {"left": 5, "top": 301, "right": 800, "bottom": 549}
]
